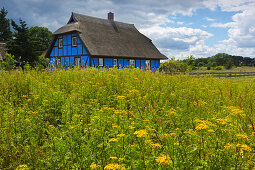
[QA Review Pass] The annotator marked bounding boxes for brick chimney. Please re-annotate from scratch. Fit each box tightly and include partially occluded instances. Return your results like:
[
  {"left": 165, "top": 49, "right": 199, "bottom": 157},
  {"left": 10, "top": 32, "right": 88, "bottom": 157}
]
[{"left": 108, "top": 12, "right": 114, "bottom": 21}]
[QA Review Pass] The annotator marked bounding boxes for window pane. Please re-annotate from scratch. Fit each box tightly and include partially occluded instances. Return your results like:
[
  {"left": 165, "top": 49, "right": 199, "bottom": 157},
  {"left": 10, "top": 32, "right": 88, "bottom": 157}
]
[
  {"left": 75, "top": 58, "right": 80, "bottom": 66},
  {"left": 146, "top": 60, "right": 150, "bottom": 68},
  {"left": 113, "top": 59, "right": 117, "bottom": 66},
  {"left": 130, "top": 59, "right": 135, "bottom": 67},
  {"left": 72, "top": 37, "right": 77, "bottom": 47},
  {"left": 99, "top": 58, "right": 103, "bottom": 66},
  {"left": 59, "top": 38, "right": 63, "bottom": 48}
]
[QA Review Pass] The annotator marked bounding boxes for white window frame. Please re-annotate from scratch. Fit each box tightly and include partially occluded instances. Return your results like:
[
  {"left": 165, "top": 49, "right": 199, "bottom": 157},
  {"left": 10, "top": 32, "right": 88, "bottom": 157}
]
[
  {"left": 113, "top": 59, "right": 117, "bottom": 67},
  {"left": 99, "top": 58, "right": 103, "bottom": 67},
  {"left": 72, "top": 36, "right": 77, "bottom": 47},
  {"left": 130, "top": 59, "right": 135, "bottom": 67},
  {"left": 58, "top": 38, "right": 63, "bottom": 48},
  {"left": 75, "top": 58, "right": 80, "bottom": 66},
  {"left": 56, "top": 58, "right": 60, "bottom": 67},
  {"left": 146, "top": 60, "right": 150, "bottom": 68}
]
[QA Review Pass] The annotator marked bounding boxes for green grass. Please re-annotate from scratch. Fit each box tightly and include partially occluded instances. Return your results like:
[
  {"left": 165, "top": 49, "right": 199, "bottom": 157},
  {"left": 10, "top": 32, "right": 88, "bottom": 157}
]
[{"left": 1, "top": 68, "right": 255, "bottom": 169}]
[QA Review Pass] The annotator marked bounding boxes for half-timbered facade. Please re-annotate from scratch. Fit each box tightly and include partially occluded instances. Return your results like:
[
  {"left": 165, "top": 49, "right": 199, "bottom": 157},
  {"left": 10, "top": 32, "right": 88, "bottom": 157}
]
[{"left": 45, "top": 12, "right": 167, "bottom": 71}]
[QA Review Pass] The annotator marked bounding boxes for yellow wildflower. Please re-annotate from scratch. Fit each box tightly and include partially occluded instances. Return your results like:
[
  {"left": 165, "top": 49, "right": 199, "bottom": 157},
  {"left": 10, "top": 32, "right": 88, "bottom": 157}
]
[
  {"left": 164, "top": 133, "right": 176, "bottom": 137},
  {"left": 134, "top": 130, "right": 147, "bottom": 137},
  {"left": 110, "top": 157, "right": 118, "bottom": 160},
  {"left": 155, "top": 155, "right": 172, "bottom": 165},
  {"left": 224, "top": 143, "right": 235, "bottom": 150},
  {"left": 184, "top": 129, "right": 196, "bottom": 135},
  {"left": 90, "top": 162, "right": 100, "bottom": 169},
  {"left": 208, "top": 129, "right": 215, "bottom": 133},
  {"left": 117, "top": 134, "right": 125, "bottom": 137},
  {"left": 15, "top": 164, "right": 29, "bottom": 170},
  {"left": 236, "top": 134, "right": 249, "bottom": 139},
  {"left": 236, "top": 144, "right": 251, "bottom": 151},
  {"left": 129, "top": 126, "right": 135, "bottom": 129},
  {"left": 27, "top": 99, "right": 31, "bottom": 102},
  {"left": 215, "top": 118, "right": 231, "bottom": 125},
  {"left": 104, "top": 163, "right": 121, "bottom": 170},
  {"left": 116, "top": 96, "right": 125, "bottom": 100},
  {"left": 48, "top": 125, "right": 55, "bottom": 129},
  {"left": 195, "top": 124, "right": 209, "bottom": 130},
  {"left": 109, "top": 138, "right": 118, "bottom": 142},
  {"left": 151, "top": 143, "right": 162, "bottom": 148}
]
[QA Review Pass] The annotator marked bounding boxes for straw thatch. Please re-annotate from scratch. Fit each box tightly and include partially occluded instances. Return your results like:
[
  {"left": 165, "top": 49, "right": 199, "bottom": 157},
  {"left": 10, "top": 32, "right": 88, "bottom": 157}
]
[{"left": 50, "top": 13, "right": 167, "bottom": 59}]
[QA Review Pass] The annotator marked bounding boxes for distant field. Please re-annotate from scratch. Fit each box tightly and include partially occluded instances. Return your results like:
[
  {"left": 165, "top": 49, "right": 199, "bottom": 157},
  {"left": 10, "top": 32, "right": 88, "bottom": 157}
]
[
  {"left": 195, "top": 66, "right": 255, "bottom": 72},
  {"left": 1, "top": 68, "right": 255, "bottom": 169}
]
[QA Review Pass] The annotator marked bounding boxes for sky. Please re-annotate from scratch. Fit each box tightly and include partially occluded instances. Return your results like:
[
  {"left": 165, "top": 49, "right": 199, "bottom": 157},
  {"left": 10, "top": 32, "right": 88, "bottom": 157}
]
[{"left": 1, "top": 0, "right": 255, "bottom": 60}]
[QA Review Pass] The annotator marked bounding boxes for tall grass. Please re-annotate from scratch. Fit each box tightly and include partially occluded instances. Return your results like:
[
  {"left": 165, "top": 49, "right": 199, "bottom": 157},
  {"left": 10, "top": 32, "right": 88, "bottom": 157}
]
[{"left": 0, "top": 68, "right": 255, "bottom": 169}]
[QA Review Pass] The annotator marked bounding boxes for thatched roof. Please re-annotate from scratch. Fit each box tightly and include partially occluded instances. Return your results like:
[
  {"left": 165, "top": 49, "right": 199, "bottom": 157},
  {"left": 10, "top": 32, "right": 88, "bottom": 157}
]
[
  {"left": 0, "top": 43, "right": 7, "bottom": 61},
  {"left": 51, "top": 13, "right": 167, "bottom": 60}
]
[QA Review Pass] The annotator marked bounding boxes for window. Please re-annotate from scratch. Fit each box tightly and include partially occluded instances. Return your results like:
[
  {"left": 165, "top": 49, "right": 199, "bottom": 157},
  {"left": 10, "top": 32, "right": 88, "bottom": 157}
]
[
  {"left": 72, "top": 36, "right": 77, "bottom": 47},
  {"left": 146, "top": 60, "right": 150, "bottom": 68},
  {"left": 75, "top": 58, "right": 80, "bottom": 66},
  {"left": 99, "top": 58, "right": 103, "bottom": 66},
  {"left": 130, "top": 59, "right": 135, "bottom": 67},
  {"left": 58, "top": 38, "right": 63, "bottom": 48},
  {"left": 113, "top": 59, "right": 117, "bottom": 67},
  {"left": 56, "top": 58, "right": 60, "bottom": 67}
]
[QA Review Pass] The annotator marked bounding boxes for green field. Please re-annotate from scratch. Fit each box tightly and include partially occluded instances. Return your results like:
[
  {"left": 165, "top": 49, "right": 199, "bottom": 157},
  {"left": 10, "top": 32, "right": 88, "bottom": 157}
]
[{"left": 1, "top": 68, "right": 255, "bottom": 169}]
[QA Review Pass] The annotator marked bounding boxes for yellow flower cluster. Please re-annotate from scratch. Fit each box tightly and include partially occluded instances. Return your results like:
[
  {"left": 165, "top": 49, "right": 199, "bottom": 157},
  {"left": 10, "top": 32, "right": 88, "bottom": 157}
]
[
  {"left": 225, "top": 143, "right": 251, "bottom": 151},
  {"left": 134, "top": 130, "right": 147, "bottom": 138},
  {"left": 109, "top": 138, "right": 118, "bottom": 142},
  {"left": 151, "top": 143, "right": 162, "bottom": 148},
  {"left": 90, "top": 162, "right": 100, "bottom": 169},
  {"left": 184, "top": 129, "right": 196, "bottom": 135},
  {"left": 236, "top": 134, "right": 249, "bottom": 139},
  {"left": 194, "top": 119, "right": 215, "bottom": 131},
  {"left": 104, "top": 163, "right": 125, "bottom": 170},
  {"left": 166, "top": 108, "right": 178, "bottom": 116},
  {"left": 155, "top": 155, "right": 172, "bottom": 165},
  {"left": 163, "top": 133, "right": 176, "bottom": 137},
  {"left": 215, "top": 118, "right": 231, "bottom": 125}
]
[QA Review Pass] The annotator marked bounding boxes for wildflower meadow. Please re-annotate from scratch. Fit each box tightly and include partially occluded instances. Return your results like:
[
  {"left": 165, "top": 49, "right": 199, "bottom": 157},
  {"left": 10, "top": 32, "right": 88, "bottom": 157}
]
[{"left": 1, "top": 68, "right": 255, "bottom": 169}]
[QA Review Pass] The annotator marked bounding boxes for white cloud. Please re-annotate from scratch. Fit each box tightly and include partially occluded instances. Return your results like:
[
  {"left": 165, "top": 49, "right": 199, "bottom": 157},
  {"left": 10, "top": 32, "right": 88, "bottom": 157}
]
[
  {"left": 210, "top": 22, "right": 234, "bottom": 28},
  {"left": 205, "top": 17, "right": 216, "bottom": 22}
]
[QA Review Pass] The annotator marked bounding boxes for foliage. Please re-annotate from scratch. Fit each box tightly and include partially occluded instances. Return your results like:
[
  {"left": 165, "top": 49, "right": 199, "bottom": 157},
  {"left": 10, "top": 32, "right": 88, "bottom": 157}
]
[
  {"left": 36, "top": 55, "right": 49, "bottom": 69},
  {"left": 1, "top": 68, "right": 255, "bottom": 169},
  {"left": 224, "top": 59, "right": 234, "bottom": 70},
  {"left": 0, "top": 7, "right": 12, "bottom": 42},
  {"left": 183, "top": 55, "right": 196, "bottom": 70},
  {"left": 7, "top": 19, "right": 52, "bottom": 67},
  {"left": 0, "top": 52, "right": 15, "bottom": 70},
  {"left": 159, "top": 58, "right": 190, "bottom": 72}
]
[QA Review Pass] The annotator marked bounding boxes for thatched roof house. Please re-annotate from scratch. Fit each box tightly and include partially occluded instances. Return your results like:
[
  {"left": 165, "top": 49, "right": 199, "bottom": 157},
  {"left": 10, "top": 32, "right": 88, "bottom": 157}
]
[
  {"left": 46, "top": 12, "right": 167, "bottom": 71},
  {"left": 0, "top": 42, "right": 7, "bottom": 61}
]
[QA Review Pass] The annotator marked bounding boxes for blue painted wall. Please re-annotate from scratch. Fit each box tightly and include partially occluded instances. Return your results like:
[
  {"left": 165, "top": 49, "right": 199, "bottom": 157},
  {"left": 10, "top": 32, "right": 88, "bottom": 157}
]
[{"left": 49, "top": 33, "right": 161, "bottom": 70}]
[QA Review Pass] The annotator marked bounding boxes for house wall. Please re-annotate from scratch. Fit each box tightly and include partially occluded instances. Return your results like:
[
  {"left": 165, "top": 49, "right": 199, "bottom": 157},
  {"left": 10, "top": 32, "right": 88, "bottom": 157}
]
[{"left": 49, "top": 33, "right": 160, "bottom": 71}]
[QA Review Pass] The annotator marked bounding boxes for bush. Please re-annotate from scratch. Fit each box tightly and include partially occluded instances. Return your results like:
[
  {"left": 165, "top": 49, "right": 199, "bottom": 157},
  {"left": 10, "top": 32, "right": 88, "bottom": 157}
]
[{"left": 159, "top": 60, "right": 190, "bottom": 72}]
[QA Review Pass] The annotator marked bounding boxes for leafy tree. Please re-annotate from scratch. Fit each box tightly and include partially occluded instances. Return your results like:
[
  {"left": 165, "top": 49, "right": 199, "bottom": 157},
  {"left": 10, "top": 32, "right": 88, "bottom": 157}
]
[
  {"left": 224, "top": 59, "right": 233, "bottom": 69},
  {"left": 0, "top": 7, "right": 12, "bottom": 42},
  {"left": 7, "top": 19, "right": 52, "bottom": 67},
  {"left": 29, "top": 26, "right": 52, "bottom": 55},
  {"left": 0, "top": 52, "right": 15, "bottom": 70}
]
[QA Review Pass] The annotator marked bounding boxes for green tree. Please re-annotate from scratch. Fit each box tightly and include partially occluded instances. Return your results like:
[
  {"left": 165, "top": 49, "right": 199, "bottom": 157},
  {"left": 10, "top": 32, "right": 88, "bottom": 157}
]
[
  {"left": 29, "top": 26, "right": 52, "bottom": 55},
  {"left": 0, "top": 7, "right": 12, "bottom": 42},
  {"left": 7, "top": 19, "right": 52, "bottom": 67},
  {"left": 0, "top": 52, "right": 15, "bottom": 70}
]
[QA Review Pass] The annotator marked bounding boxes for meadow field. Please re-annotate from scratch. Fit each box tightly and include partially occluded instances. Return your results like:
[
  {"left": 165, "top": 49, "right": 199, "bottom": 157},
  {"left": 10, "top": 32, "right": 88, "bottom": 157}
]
[{"left": 1, "top": 68, "right": 255, "bottom": 169}]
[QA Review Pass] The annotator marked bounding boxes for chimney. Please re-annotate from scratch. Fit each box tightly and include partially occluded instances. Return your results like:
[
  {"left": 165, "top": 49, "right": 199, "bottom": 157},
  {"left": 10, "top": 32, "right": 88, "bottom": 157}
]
[{"left": 108, "top": 12, "right": 114, "bottom": 21}]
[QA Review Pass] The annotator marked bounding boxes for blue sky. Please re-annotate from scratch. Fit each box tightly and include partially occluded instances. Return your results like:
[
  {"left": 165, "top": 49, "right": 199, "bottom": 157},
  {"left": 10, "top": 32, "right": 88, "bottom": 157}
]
[{"left": 1, "top": 0, "right": 255, "bottom": 59}]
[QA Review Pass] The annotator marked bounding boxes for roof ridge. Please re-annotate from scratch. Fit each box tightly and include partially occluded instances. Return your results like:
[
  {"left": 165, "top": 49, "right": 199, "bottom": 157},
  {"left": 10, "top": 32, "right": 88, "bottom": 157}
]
[{"left": 72, "top": 12, "right": 134, "bottom": 26}]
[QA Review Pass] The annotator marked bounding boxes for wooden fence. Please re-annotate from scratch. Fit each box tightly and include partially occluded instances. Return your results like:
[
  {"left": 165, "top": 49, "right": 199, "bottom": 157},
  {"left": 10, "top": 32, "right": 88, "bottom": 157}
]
[{"left": 166, "top": 72, "right": 255, "bottom": 78}]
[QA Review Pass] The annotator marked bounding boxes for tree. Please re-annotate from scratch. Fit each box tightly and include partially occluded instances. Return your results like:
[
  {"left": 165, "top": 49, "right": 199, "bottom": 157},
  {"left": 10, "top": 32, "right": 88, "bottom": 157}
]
[
  {"left": 7, "top": 19, "right": 52, "bottom": 67},
  {"left": 0, "top": 7, "right": 12, "bottom": 42},
  {"left": 29, "top": 26, "right": 52, "bottom": 55},
  {"left": 0, "top": 52, "right": 15, "bottom": 70}
]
